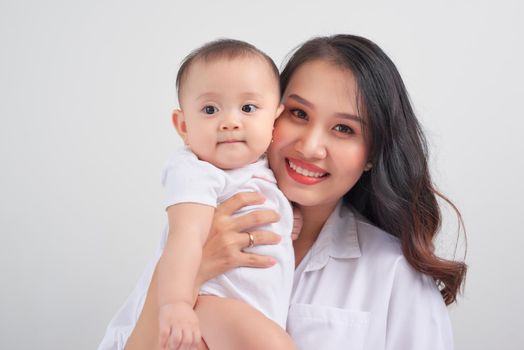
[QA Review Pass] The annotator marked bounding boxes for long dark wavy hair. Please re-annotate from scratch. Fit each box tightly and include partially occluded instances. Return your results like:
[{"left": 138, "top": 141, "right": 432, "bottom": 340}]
[{"left": 280, "top": 34, "right": 466, "bottom": 305}]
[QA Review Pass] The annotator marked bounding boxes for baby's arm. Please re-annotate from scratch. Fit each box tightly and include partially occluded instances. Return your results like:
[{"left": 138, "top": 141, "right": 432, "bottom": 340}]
[{"left": 157, "top": 203, "right": 214, "bottom": 350}]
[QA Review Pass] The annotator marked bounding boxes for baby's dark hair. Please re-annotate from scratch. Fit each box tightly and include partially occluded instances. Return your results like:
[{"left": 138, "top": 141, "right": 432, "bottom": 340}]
[{"left": 176, "top": 39, "right": 280, "bottom": 100}]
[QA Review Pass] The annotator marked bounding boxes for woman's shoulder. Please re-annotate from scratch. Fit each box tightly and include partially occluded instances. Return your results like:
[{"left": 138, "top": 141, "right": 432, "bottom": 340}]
[
  {"left": 349, "top": 206, "right": 443, "bottom": 299},
  {"left": 349, "top": 207, "right": 403, "bottom": 260}
]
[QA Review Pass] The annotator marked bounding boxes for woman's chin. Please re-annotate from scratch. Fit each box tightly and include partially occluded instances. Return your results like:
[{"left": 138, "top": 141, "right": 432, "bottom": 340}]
[{"left": 280, "top": 186, "right": 322, "bottom": 207}]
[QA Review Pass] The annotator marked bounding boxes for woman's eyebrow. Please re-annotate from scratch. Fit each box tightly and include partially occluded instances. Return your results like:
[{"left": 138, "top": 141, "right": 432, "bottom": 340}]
[
  {"left": 288, "top": 93, "right": 364, "bottom": 124},
  {"left": 335, "top": 112, "right": 365, "bottom": 124},
  {"left": 287, "top": 94, "right": 314, "bottom": 109}
]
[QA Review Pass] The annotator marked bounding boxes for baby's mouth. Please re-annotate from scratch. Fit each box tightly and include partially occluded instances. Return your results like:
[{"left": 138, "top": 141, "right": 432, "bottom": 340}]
[{"left": 217, "top": 139, "right": 245, "bottom": 144}]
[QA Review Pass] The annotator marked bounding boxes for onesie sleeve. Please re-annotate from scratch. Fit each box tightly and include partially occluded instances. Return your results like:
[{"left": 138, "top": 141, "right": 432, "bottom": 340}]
[
  {"left": 385, "top": 256, "right": 454, "bottom": 350},
  {"left": 161, "top": 150, "right": 226, "bottom": 209}
]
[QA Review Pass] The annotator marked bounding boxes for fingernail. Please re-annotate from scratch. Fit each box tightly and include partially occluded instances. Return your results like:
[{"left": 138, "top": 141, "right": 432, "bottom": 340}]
[{"left": 268, "top": 257, "right": 276, "bottom": 265}]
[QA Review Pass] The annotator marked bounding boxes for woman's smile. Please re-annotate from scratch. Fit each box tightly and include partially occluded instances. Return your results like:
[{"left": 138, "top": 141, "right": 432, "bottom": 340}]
[{"left": 285, "top": 158, "right": 329, "bottom": 185}]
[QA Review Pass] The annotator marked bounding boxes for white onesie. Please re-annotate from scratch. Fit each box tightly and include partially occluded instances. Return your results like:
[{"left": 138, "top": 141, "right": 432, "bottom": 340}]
[{"left": 161, "top": 147, "right": 294, "bottom": 329}]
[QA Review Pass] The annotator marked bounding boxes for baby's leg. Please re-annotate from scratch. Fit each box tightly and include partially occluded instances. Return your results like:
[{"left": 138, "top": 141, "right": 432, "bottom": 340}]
[{"left": 195, "top": 295, "right": 296, "bottom": 350}]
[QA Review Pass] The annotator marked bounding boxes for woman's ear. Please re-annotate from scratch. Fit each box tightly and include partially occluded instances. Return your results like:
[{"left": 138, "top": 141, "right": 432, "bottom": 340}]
[
  {"left": 172, "top": 109, "right": 189, "bottom": 145},
  {"left": 275, "top": 104, "right": 285, "bottom": 119}
]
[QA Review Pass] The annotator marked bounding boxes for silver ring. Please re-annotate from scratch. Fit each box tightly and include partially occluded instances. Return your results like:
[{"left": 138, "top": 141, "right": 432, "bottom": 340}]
[{"left": 247, "top": 232, "right": 255, "bottom": 248}]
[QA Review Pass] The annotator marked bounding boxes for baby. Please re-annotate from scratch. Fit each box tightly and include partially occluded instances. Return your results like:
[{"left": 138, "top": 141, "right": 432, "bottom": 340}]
[{"left": 157, "top": 39, "right": 295, "bottom": 349}]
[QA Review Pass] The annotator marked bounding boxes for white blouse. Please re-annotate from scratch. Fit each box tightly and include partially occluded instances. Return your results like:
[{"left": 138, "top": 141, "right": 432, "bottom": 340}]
[
  {"left": 98, "top": 201, "right": 454, "bottom": 350},
  {"left": 286, "top": 202, "right": 453, "bottom": 350}
]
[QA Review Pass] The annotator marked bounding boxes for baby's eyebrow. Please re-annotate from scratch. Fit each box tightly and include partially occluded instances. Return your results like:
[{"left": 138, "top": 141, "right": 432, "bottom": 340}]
[
  {"left": 196, "top": 92, "right": 220, "bottom": 100},
  {"left": 195, "top": 92, "right": 265, "bottom": 101},
  {"left": 239, "top": 92, "right": 264, "bottom": 100}
]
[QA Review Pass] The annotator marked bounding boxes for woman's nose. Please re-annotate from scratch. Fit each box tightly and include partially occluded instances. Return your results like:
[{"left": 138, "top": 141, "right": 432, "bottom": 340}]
[{"left": 294, "top": 127, "right": 327, "bottom": 159}]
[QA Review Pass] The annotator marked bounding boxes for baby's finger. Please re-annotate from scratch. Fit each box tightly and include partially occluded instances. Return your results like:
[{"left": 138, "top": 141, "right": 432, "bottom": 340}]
[
  {"left": 291, "top": 205, "right": 303, "bottom": 240},
  {"left": 179, "top": 327, "right": 194, "bottom": 350},
  {"left": 216, "top": 192, "right": 265, "bottom": 216},
  {"left": 159, "top": 326, "right": 170, "bottom": 349},
  {"left": 233, "top": 209, "right": 280, "bottom": 231},
  {"left": 193, "top": 328, "right": 202, "bottom": 348},
  {"left": 168, "top": 328, "right": 182, "bottom": 350}
]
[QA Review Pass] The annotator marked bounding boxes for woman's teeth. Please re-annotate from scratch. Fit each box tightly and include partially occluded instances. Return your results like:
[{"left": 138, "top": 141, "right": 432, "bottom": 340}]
[{"left": 288, "top": 160, "right": 326, "bottom": 178}]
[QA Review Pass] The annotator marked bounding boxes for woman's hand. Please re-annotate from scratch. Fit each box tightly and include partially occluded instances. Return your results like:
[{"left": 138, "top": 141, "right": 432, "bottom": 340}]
[{"left": 194, "top": 192, "right": 283, "bottom": 290}]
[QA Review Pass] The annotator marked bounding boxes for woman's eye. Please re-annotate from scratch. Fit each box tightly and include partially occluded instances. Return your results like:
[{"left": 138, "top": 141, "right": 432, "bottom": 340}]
[
  {"left": 333, "top": 124, "right": 354, "bottom": 135},
  {"left": 202, "top": 106, "right": 218, "bottom": 115},
  {"left": 290, "top": 108, "right": 307, "bottom": 120},
  {"left": 241, "top": 104, "right": 257, "bottom": 113}
]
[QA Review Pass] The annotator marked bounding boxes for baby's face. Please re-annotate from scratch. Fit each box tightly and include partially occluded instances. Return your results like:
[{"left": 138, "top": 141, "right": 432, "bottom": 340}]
[{"left": 177, "top": 56, "right": 282, "bottom": 169}]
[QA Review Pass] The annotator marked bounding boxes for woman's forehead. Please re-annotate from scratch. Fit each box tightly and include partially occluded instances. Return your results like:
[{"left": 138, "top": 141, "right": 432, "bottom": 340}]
[{"left": 283, "top": 60, "right": 359, "bottom": 114}]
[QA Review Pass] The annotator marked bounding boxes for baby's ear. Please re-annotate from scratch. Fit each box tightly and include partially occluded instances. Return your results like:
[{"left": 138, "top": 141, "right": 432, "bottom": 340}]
[
  {"left": 172, "top": 109, "right": 188, "bottom": 144},
  {"left": 275, "top": 104, "right": 285, "bottom": 119}
]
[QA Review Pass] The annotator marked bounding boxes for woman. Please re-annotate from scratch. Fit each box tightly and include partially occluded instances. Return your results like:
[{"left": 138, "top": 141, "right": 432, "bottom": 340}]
[{"left": 100, "top": 34, "right": 466, "bottom": 350}]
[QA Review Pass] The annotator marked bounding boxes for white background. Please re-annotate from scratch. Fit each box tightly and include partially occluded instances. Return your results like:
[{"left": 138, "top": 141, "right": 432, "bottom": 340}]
[{"left": 1, "top": 0, "right": 523, "bottom": 349}]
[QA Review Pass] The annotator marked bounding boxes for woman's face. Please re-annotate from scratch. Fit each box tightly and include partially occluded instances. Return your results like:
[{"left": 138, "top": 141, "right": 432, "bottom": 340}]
[{"left": 268, "top": 59, "right": 370, "bottom": 211}]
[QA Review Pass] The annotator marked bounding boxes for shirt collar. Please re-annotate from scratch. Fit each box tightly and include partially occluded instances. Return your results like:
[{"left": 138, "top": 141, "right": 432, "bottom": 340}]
[{"left": 304, "top": 201, "right": 362, "bottom": 272}]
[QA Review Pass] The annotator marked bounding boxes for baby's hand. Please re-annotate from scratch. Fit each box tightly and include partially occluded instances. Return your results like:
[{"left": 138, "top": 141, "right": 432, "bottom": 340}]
[{"left": 159, "top": 302, "right": 201, "bottom": 350}]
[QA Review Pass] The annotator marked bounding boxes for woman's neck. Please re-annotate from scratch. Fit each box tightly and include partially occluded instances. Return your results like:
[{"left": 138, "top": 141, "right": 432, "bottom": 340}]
[
  {"left": 297, "top": 201, "right": 338, "bottom": 240},
  {"left": 293, "top": 201, "right": 339, "bottom": 267}
]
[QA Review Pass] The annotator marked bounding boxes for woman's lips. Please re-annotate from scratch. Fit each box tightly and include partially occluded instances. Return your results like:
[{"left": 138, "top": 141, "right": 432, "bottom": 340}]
[
  {"left": 285, "top": 158, "right": 329, "bottom": 185},
  {"left": 288, "top": 158, "right": 327, "bottom": 173}
]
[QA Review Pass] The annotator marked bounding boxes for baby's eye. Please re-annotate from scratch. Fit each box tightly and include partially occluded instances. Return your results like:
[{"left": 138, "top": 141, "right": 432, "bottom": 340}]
[
  {"left": 241, "top": 104, "right": 257, "bottom": 113},
  {"left": 290, "top": 108, "right": 307, "bottom": 119},
  {"left": 333, "top": 124, "right": 354, "bottom": 135},
  {"left": 202, "top": 106, "right": 219, "bottom": 115}
]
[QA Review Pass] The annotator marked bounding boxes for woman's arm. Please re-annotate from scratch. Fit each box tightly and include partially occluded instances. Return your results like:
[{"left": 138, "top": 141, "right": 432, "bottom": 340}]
[{"left": 385, "top": 256, "right": 454, "bottom": 350}]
